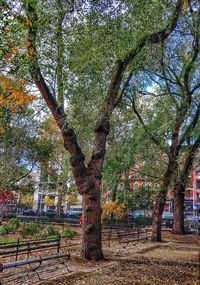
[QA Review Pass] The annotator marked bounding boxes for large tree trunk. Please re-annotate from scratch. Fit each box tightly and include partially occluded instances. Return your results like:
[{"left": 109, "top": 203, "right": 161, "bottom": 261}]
[
  {"left": 62, "top": 128, "right": 107, "bottom": 260},
  {"left": 151, "top": 190, "right": 167, "bottom": 241},
  {"left": 81, "top": 188, "right": 103, "bottom": 260},
  {"left": 151, "top": 158, "right": 177, "bottom": 241},
  {"left": 173, "top": 184, "right": 185, "bottom": 234},
  {"left": 172, "top": 137, "right": 200, "bottom": 235}
]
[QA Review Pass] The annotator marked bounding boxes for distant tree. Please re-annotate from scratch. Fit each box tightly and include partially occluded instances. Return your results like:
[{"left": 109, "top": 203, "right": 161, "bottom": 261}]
[
  {"left": 173, "top": 139, "right": 200, "bottom": 234},
  {"left": 123, "top": 2, "right": 200, "bottom": 240}
]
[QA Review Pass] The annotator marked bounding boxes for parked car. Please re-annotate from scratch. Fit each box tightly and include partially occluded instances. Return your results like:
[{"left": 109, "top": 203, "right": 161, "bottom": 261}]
[
  {"left": 129, "top": 210, "right": 152, "bottom": 219},
  {"left": 22, "top": 209, "right": 36, "bottom": 216},
  {"left": 184, "top": 216, "right": 200, "bottom": 231},
  {"left": 66, "top": 206, "right": 82, "bottom": 217},
  {"left": 45, "top": 209, "right": 56, "bottom": 218},
  {"left": 65, "top": 211, "right": 82, "bottom": 218},
  {"left": 162, "top": 212, "right": 173, "bottom": 219}
]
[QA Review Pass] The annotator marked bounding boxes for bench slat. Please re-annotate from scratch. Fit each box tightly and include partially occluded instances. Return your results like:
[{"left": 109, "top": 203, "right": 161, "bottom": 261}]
[
  {"left": 0, "top": 243, "right": 58, "bottom": 256},
  {"left": 0, "top": 239, "right": 58, "bottom": 250},
  {"left": 1, "top": 252, "right": 70, "bottom": 271}
]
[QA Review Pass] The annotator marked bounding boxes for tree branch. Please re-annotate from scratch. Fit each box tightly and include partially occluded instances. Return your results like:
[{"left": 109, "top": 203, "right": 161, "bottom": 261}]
[
  {"left": 23, "top": 0, "right": 87, "bottom": 189},
  {"left": 131, "top": 96, "right": 163, "bottom": 148},
  {"left": 104, "top": 0, "right": 184, "bottom": 121},
  {"left": 177, "top": 102, "right": 200, "bottom": 151}
]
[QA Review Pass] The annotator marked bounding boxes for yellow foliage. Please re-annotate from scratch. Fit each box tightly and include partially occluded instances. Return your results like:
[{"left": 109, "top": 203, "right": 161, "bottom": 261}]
[
  {"left": 43, "top": 196, "right": 54, "bottom": 205},
  {"left": 26, "top": 19, "right": 33, "bottom": 27},
  {"left": 40, "top": 117, "right": 62, "bottom": 142},
  {"left": 64, "top": 194, "right": 78, "bottom": 204},
  {"left": 0, "top": 123, "right": 4, "bottom": 134},
  {"left": 0, "top": 75, "right": 35, "bottom": 113},
  {"left": 25, "top": 41, "right": 32, "bottom": 47},
  {"left": 20, "top": 195, "right": 33, "bottom": 206},
  {"left": 101, "top": 201, "right": 128, "bottom": 221},
  {"left": 28, "top": 47, "right": 34, "bottom": 58}
]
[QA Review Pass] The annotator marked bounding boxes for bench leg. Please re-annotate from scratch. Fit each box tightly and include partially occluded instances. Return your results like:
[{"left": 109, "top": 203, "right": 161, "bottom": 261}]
[
  {"left": 0, "top": 264, "right": 3, "bottom": 285},
  {"left": 25, "top": 268, "right": 41, "bottom": 281},
  {"left": 25, "top": 260, "right": 42, "bottom": 281},
  {"left": 59, "top": 256, "right": 70, "bottom": 273}
]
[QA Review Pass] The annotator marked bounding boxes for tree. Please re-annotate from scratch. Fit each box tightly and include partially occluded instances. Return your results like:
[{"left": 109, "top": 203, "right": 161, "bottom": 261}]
[
  {"left": 3, "top": 0, "right": 184, "bottom": 260},
  {"left": 0, "top": 73, "right": 39, "bottom": 190},
  {"left": 122, "top": 2, "right": 200, "bottom": 240},
  {"left": 0, "top": 190, "right": 18, "bottom": 218},
  {"left": 173, "top": 136, "right": 200, "bottom": 234}
]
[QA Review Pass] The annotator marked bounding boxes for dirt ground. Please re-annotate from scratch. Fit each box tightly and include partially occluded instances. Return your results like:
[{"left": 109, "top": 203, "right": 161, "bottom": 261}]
[{"left": 1, "top": 231, "right": 200, "bottom": 285}]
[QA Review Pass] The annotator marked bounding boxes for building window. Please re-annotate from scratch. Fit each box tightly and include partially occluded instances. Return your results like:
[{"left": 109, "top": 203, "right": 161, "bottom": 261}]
[{"left": 196, "top": 180, "right": 200, "bottom": 189}]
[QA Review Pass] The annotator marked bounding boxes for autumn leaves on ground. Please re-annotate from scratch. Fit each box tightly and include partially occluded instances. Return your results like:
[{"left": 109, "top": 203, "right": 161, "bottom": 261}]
[
  {"left": 39, "top": 232, "right": 200, "bottom": 285},
  {"left": 3, "top": 230, "right": 198, "bottom": 285}
]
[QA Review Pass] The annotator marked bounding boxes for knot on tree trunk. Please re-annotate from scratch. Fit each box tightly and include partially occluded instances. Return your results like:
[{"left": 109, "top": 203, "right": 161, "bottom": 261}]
[
  {"left": 85, "top": 205, "right": 92, "bottom": 212},
  {"left": 65, "top": 128, "right": 74, "bottom": 137},
  {"left": 91, "top": 151, "right": 104, "bottom": 160},
  {"left": 70, "top": 153, "right": 85, "bottom": 167},
  {"left": 94, "top": 173, "right": 102, "bottom": 180},
  {"left": 88, "top": 195, "right": 97, "bottom": 201},
  {"left": 94, "top": 120, "right": 110, "bottom": 134},
  {"left": 81, "top": 180, "right": 95, "bottom": 194},
  {"left": 85, "top": 224, "right": 96, "bottom": 233}
]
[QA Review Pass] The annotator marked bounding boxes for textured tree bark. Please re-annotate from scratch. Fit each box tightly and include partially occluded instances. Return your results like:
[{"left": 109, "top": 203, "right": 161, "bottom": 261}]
[
  {"left": 151, "top": 196, "right": 166, "bottom": 241},
  {"left": 172, "top": 137, "right": 200, "bottom": 235},
  {"left": 81, "top": 186, "right": 103, "bottom": 260},
  {"left": 173, "top": 184, "right": 185, "bottom": 234},
  {"left": 151, "top": 158, "right": 177, "bottom": 241},
  {"left": 62, "top": 125, "right": 107, "bottom": 260}
]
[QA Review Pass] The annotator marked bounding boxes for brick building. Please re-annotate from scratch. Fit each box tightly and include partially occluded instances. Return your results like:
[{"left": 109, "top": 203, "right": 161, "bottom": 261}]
[{"left": 185, "top": 168, "right": 200, "bottom": 215}]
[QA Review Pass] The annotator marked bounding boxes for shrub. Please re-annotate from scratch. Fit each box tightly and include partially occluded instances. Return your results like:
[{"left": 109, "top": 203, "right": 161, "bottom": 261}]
[
  {"left": 46, "top": 226, "right": 58, "bottom": 237},
  {"left": 0, "top": 237, "right": 17, "bottom": 243},
  {"left": 8, "top": 217, "right": 20, "bottom": 233},
  {"left": 9, "top": 217, "right": 20, "bottom": 228},
  {"left": 3, "top": 223, "right": 15, "bottom": 234},
  {"left": 19, "top": 222, "right": 39, "bottom": 237},
  {"left": 2, "top": 218, "right": 20, "bottom": 234},
  {"left": 0, "top": 226, "right": 8, "bottom": 235},
  {"left": 63, "top": 227, "right": 75, "bottom": 239},
  {"left": 37, "top": 226, "right": 58, "bottom": 238}
]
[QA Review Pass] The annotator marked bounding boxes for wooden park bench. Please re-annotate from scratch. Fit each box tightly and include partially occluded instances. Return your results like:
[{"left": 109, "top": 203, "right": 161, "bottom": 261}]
[
  {"left": 116, "top": 228, "right": 151, "bottom": 246},
  {"left": 0, "top": 234, "right": 70, "bottom": 281}
]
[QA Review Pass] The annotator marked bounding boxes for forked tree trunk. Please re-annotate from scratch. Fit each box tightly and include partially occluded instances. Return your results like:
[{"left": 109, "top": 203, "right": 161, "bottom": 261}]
[
  {"left": 62, "top": 129, "right": 107, "bottom": 260},
  {"left": 173, "top": 184, "right": 185, "bottom": 234}
]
